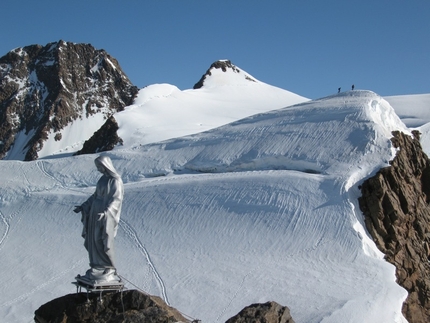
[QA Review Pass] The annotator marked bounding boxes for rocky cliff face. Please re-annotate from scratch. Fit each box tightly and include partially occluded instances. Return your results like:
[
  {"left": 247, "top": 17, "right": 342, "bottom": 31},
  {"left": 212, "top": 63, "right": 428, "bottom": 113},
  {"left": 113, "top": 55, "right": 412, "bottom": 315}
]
[
  {"left": 359, "top": 130, "right": 430, "bottom": 323},
  {"left": 0, "top": 40, "right": 138, "bottom": 160}
]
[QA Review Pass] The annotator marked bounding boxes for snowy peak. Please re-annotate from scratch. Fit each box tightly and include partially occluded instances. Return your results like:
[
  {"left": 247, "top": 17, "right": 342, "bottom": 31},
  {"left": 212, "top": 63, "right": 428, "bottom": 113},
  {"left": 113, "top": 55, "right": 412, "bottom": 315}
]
[
  {"left": 76, "top": 62, "right": 308, "bottom": 156},
  {"left": 0, "top": 40, "right": 138, "bottom": 160},
  {"left": 193, "top": 60, "right": 258, "bottom": 89}
]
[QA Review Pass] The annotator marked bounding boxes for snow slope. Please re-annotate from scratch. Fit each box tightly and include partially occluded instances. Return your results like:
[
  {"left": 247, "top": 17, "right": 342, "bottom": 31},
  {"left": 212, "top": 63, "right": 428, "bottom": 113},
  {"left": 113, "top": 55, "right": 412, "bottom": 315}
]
[
  {"left": 0, "top": 88, "right": 416, "bottom": 323},
  {"left": 385, "top": 93, "right": 430, "bottom": 128},
  {"left": 385, "top": 93, "right": 430, "bottom": 154},
  {"left": 37, "top": 64, "right": 308, "bottom": 158}
]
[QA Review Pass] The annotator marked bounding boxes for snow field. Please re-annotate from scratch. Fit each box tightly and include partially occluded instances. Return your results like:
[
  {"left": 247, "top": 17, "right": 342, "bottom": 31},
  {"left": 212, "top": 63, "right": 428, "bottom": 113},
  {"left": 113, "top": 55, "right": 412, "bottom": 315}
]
[{"left": 0, "top": 89, "right": 417, "bottom": 322}]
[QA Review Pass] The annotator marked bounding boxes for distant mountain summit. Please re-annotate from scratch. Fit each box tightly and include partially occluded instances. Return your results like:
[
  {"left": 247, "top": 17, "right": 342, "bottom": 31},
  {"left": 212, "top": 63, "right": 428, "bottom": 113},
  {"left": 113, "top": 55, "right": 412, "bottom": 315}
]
[
  {"left": 0, "top": 40, "right": 138, "bottom": 160},
  {"left": 193, "top": 60, "right": 257, "bottom": 89}
]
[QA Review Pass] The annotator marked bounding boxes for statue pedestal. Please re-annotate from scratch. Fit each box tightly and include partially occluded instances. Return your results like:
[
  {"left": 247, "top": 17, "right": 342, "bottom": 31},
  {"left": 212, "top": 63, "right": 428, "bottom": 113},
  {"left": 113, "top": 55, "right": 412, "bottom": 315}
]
[
  {"left": 74, "top": 275, "right": 125, "bottom": 290},
  {"left": 73, "top": 275, "right": 125, "bottom": 302}
]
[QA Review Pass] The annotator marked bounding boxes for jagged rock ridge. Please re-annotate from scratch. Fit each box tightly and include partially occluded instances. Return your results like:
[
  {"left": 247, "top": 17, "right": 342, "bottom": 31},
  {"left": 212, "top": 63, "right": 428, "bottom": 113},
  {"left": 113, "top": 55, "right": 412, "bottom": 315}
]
[
  {"left": 0, "top": 40, "right": 138, "bottom": 160},
  {"left": 359, "top": 130, "right": 430, "bottom": 323}
]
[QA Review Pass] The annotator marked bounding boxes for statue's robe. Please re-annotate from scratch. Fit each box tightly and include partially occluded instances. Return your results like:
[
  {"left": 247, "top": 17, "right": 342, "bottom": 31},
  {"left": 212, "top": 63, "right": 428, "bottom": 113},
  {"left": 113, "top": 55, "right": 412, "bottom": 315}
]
[{"left": 81, "top": 163, "right": 123, "bottom": 269}]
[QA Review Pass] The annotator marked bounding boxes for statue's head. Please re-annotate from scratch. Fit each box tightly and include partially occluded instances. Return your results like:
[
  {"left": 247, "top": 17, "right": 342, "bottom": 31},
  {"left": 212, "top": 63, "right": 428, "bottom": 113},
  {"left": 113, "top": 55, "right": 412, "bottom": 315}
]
[{"left": 94, "top": 155, "right": 121, "bottom": 179}]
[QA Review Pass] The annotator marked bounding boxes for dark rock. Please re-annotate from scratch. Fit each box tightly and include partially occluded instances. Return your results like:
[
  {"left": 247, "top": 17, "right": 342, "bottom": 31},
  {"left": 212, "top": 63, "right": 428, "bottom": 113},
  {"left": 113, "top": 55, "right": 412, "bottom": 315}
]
[
  {"left": 34, "top": 289, "right": 188, "bottom": 323},
  {"left": 225, "top": 301, "right": 295, "bottom": 323},
  {"left": 75, "top": 115, "right": 123, "bottom": 155},
  {"left": 34, "top": 289, "right": 296, "bottom": 323},
  {"left": 359, "top": 130, "right": 430, "bottom": 323},
  {"left": 0, "top": 40, "right": 138, "bottom": 160}
]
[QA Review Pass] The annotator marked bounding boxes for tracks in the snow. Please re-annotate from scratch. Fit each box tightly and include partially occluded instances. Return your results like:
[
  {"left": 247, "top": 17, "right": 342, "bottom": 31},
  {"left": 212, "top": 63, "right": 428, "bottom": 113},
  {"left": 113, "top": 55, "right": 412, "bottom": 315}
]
[
  {"left": 120, "top": 219, "right": 169, "bottom": 305},
  {"left": 0, "top": 210, "right": 10, "bottom": 250}
]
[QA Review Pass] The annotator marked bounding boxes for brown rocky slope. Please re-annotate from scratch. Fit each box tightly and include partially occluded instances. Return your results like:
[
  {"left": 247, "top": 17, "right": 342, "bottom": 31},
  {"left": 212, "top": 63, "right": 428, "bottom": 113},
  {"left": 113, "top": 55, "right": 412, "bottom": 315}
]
[{"left": 359, "top": 130, "right": 430, "bottom": 323}]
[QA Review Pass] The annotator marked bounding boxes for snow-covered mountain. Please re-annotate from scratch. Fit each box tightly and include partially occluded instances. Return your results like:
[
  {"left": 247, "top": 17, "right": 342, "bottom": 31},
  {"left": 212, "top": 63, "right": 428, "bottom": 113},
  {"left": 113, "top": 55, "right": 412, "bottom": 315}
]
[
  {"left": 67, "top": 59, "right": 309, "bottom": 157},
  {"left": 0, "top": 40, "right": 138, "bottom": 161},
  {"left": 0, "top": 43, "right": 308, "bottom": 160},
  {"left": 3, "top": 83, "right": 429, "bottom": 322}
]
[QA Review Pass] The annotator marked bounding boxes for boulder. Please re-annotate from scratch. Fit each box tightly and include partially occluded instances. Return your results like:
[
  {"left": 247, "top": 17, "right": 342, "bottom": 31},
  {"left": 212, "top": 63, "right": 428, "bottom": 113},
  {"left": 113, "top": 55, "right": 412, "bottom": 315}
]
[
  {"left": 34, "top": 289, "right": 188, "bottom": 323},
  {"left": 225, "top": 301, "right": 295, "bottom": 323}
]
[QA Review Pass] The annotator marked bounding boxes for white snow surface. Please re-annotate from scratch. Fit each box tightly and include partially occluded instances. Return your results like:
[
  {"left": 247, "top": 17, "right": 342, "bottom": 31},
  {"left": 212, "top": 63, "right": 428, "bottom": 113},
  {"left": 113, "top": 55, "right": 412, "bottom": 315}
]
[
  {"left": 37, "top": 112, "right": 109, "bottom": 159},
  {"left": 38, "top": 65, "right": 308, "bottom": 158},
  {"left": 116, "top": 68, "right": 308, "bottom": 150},
  {"left": 385, "top": 93, "right": 430, "bottom": 128},
  {"left": 1, "top": 71, "right": 430, "bottom": 322}
]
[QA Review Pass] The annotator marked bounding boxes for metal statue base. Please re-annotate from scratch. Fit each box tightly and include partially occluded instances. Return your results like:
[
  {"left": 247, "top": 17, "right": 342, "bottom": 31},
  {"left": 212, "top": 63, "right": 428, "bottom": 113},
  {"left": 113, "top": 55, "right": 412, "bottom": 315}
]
[
  {"left": 74, "top": 275, "right": 125, "bottom": 290},
  {"left": 73, "top": 273, "right": 125, "bottom": 303}
]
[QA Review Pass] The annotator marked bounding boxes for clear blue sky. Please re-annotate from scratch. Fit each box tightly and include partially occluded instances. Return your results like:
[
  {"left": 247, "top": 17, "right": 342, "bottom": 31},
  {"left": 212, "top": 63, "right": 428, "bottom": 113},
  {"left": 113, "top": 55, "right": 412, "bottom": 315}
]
[{"left": 1, "top": 1, "right": 429, "bottom": 99}]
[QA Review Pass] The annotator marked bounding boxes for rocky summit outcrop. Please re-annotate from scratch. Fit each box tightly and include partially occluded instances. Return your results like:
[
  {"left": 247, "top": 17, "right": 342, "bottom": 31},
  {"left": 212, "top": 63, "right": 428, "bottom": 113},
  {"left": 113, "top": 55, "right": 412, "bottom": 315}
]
[
  {"left": 359, "top": 130, "right": 430, "bottom": 323},
  {"left": 34, "top": 289, "right": 188, "bottom": 323},
  {"left": 225, "top": 301, "right": 295, "bottom": 323},
  {"left": 0, "top": 40, "right": 138, "bottom": 160},
  {"left": 193, "top": 60, "right": 256, "bottom": 89}
]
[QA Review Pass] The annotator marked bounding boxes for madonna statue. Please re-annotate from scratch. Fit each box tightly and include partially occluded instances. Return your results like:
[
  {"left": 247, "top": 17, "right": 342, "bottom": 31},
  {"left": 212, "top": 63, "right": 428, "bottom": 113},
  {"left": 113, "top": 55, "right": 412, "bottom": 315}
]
[{"left": 74, "top": 155, "right": 124, "bottom": 283}]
